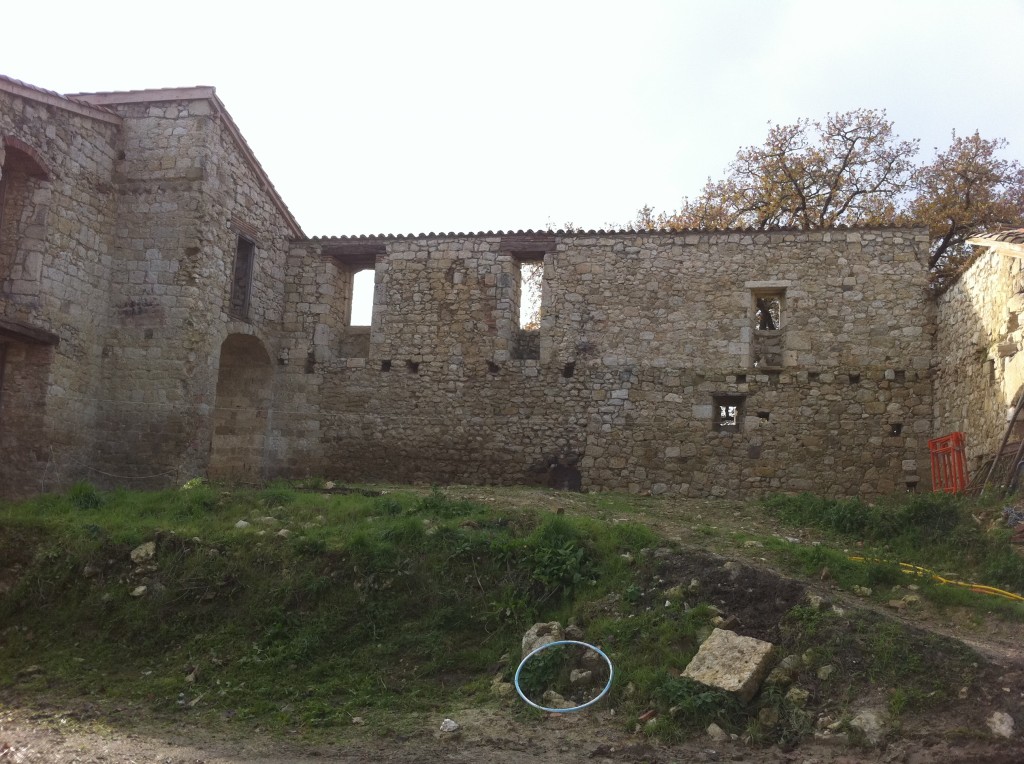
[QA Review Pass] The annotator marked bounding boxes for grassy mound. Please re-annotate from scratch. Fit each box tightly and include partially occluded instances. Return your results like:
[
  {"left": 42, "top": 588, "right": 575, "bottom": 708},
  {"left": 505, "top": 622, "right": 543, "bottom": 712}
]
[{"left": 0, "top": 482, "right": 1010, "bottom": 747}]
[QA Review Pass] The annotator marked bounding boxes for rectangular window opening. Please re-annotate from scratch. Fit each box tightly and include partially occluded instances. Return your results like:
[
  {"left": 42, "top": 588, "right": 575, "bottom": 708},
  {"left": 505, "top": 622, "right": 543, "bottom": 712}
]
[
  {"left": 518, "top": 258, "right": 544, "bottom": 330},
  {"left": 752, "top": 290, "right": 784, "bottom": 331},
  {"left": 350, "top": 267, "right": 376, "bottom": 327},
  {"left": 380, "top": 360, "right": 392, "bottom": 372},
  {"left": 562, "top": 361, "right": 576, "bottom": 378},
  {"left": 890, "top": 423, "right": 903, "bottom": 437},
  {"left": 713, "top": 395, "right": 745, "bottom": 432},
  {"left": 229, "top": 236, "right": 255, "bottom": 319},
  {"left": 512, "top": 254, "right": 544, "bottom": 361},
  {"left": 849, "top": 373, "right": 861, "bottom": 384},
  {"left": 487, "top": 361, "right": 501, "bottom": 374},
  {"left": 406, "top": 360, "right": 420, "bottom": 374}
]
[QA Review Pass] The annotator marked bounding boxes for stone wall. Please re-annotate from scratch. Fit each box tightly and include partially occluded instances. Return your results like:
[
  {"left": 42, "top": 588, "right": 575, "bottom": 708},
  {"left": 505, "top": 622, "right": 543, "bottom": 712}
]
[
  {"left": 76, "top": 93, "right": 300, "bottom": 488},
  {"left": 935, "top": 250, "right": 1024, "bottom": 475},
  {"left": 286, "top": 228, "right": 935, "bottom": 497},
  {"left": 1, "top": 75, "right": 969, "bottom": 501},
  {"left": 0, "top": 81, "right": 120, "bottom": 496}
]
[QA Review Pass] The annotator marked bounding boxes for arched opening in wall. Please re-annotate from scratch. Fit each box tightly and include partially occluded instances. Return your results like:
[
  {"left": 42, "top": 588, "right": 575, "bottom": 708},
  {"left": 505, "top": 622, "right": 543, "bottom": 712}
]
[
  {"left": 208, "top": 334, "right": 273, "bottom": 482},
  {"left": 1, "top": 138, "right": 51, "bottom": 289}
]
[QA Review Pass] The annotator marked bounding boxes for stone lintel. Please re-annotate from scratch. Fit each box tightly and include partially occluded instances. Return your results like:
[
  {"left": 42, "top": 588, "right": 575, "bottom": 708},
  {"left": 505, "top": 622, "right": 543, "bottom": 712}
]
[{"left": 0, "top": 317, "right": 60, "bottom": 346}]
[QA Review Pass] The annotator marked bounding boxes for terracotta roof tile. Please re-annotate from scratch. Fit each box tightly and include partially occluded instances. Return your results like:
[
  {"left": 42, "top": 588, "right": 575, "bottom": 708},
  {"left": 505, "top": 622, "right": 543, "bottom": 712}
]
[
  {"left": 307, "top": 224, "right": 924, "bottom": 243},
  {"left": 970, "top": 228, "right": 1024, "bottom": 246}
]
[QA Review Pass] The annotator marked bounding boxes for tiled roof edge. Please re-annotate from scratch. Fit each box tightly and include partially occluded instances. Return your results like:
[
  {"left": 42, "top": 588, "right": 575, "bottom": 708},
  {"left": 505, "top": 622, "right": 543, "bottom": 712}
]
[
  {"left": 0, "top": 74, "right": 121, "bottom": 124},
  {"left": 303, "top": 223, "right": 928, "bottom": 243}
]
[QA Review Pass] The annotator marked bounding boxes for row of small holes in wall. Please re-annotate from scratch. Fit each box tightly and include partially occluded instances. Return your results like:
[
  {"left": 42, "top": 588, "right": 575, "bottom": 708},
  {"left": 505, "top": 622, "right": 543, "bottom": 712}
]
[
  {"left": 736, "top": 372, "right": 904, "bottom": 384},
  {"left": 377, "top": 360, "right": 578, "bottom": 377}
]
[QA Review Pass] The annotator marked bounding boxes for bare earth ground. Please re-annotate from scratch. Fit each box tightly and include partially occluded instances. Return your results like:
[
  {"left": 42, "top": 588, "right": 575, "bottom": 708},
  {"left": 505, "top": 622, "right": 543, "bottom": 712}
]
[{"left": 2, "top": 488, "right": 1022, "bottom": 763}]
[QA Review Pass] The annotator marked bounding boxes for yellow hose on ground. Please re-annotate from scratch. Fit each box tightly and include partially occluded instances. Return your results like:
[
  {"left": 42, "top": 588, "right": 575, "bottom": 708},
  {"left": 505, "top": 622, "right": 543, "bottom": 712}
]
[{"left": 846, "top": 556, "right": 1024, "bottom": 603}]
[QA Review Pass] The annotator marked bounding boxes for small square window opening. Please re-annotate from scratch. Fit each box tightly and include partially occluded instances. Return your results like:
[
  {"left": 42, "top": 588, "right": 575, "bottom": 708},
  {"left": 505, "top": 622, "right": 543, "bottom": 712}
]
[{"left": 713, "top": 395, "right": 745, "bottom": 432}]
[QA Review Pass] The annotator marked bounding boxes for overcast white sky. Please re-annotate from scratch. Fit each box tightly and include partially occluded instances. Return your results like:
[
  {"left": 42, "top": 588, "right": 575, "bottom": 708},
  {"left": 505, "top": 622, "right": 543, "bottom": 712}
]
[{"left": 4, "top": 0, "right": 1023, "bottom": 238}]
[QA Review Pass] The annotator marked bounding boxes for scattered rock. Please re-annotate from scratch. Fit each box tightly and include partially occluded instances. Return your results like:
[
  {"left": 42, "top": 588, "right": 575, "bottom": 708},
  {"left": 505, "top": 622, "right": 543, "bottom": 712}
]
[
  {"left": 722, "top": 561, "right": 742, "bottom": 580},
  {"left": 852, "top": 586, "right": 872, "bottom": 597},
  {"left": 570, "top": 669, "right": 594, "bottom": 687},
  {"left": 580, "top": 649, "right": 605, "bottom": 671},
  {"left": 256, "top": 517, "right": 279, "bottom": 526},
  {"left": 765, "top": 654, "right": 802, "bottom": 687},
  {"left": 706, "top": 722, "right": 729, "bottom": 742},
  {"left": 439, "top": 718, "right": 460, "bottom": 733},
  {"left": 682, "top": 628, "right": 775, "bottom": 704},
  {"left": 806, "top": 594, "right": 826, "bottom": 610},
  {"left": 541, "top": 690, "right": 574, "bottom": 709},
  {"left": 82, "top": 564, "right": 100, "bottom": 578},
  {"left": 987, "top": 711, "right": 1015, "bottom": 738},
  {"left": 522, "top": 622, "right": 563, "bottom": 657},
  {"left": 817, "top": 665, "right": 835, "bottom": 681},
  {"left": 786, "top": 687, "right": 810, "bottom": 706},
  {"left": 323, "top": 481, "right": 336, "bottom": 490},
  {"left": 813, "top": 730, "right": 850, "bottom": 746},
  {"left": 130, "top": 542, "right": 156, "bottom": 564},
  {"left": 130, "top": 585, "right": 147, "bottom": 597},
  {"left": 490, "top": 675, "right": 515, "bottom": 699},
  {"left": 234, "top": 520, "right": 251, "bottom": 529},
  {"left": 276, "top": 529, "right": 291, "bottom": 538},
  {"left": 351, "top": 716, "right": 365, "bottom": 725},
  {"left": 758, "top": 707, "right": 780, "bottom": 727},
  {"left": 564, "top": 624, "right": 584, "bottom": 640},
  {"left": 849, "top": 708, "right": 885, "bottom": 745}
]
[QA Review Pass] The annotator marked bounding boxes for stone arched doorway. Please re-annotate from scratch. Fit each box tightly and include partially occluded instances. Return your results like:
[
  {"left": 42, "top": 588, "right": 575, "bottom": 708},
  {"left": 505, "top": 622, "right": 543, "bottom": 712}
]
[{"left": 208, "top": 334, "right": 273, "bottom": 481}]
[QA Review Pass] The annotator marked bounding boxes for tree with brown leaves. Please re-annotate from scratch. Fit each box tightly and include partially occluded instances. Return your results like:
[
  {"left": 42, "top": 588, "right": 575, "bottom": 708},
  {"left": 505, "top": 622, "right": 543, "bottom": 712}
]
[{"left": 645, "top": 110, "right": 1024, "bottom": 278}]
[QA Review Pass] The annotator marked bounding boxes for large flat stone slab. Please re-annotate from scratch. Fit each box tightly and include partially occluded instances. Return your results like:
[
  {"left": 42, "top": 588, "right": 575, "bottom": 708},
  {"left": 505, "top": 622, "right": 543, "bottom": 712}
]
[{"left": 682, "top": 628, "right": 775, "bottom": 703}]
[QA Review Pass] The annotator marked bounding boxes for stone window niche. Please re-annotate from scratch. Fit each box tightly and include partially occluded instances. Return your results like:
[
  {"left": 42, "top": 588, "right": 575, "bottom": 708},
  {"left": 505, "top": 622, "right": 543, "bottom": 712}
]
[
  {"left": 500, "top": 233, "right": 554, "bottom": 363},
  {"left": 713, "top": 394, "right": 745, "bottom": 432},
  {"left": 228, "top": 235, "right": 255, "bottom": 320},
  {"left": 747, "top": 282, "right": 789, "bottom": 369},
  {"left": 513, "top": 254, "right": 544, "bottom": 361},
  {"left": 1, "top": 137, "right": 51, "bottom": 289},
  {"left": 322, "top": 241, "right": 383, "bottom": 359}
]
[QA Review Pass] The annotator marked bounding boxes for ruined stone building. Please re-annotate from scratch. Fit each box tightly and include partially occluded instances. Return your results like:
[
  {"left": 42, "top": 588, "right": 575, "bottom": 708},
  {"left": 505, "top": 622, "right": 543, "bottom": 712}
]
[{"left": 1, "top": 74, "right": 1022, "bottom": 499}]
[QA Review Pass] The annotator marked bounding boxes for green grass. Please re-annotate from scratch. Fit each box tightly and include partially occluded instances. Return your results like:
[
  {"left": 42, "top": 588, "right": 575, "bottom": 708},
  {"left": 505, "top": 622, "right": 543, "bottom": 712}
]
[
  {"left": 0, "top": 482, "right": 657, "bottom": 732},
  {"left": 762, "top": 492, "right": 1024, "bottom": 615},
  {"left": 0, "top": 482, "right": 1007, "bottom": 746}
]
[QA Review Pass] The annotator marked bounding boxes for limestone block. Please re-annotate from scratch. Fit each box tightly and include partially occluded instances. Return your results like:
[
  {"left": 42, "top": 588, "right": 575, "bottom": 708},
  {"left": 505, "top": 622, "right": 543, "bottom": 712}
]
[{"left": 682, "top": 628, "right": 775, "bottom": 703}]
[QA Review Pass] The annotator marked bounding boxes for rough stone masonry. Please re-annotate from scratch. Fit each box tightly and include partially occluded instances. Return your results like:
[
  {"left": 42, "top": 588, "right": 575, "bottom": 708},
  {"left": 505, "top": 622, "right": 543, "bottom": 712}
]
[{"left": 0, "top": 74, "right": 1018, "bottom": 498}]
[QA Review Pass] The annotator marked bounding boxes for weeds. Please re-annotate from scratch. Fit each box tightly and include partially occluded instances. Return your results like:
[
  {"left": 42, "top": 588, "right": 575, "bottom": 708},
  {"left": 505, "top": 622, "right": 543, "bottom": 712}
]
[{"left": 764, "top": 492, "right": 1024, "bottom": 597}]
